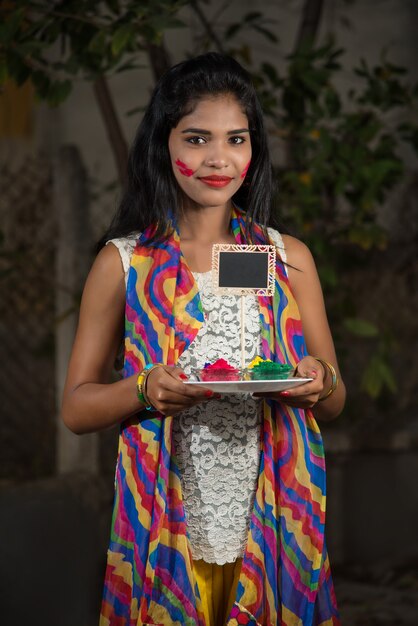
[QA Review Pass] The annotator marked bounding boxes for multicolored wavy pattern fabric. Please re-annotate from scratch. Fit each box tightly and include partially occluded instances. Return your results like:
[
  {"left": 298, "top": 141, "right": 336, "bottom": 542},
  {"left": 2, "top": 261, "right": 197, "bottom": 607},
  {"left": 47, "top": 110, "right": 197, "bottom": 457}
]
[{"left": 100, "top": 208, "right": 340, "bottom": 625}]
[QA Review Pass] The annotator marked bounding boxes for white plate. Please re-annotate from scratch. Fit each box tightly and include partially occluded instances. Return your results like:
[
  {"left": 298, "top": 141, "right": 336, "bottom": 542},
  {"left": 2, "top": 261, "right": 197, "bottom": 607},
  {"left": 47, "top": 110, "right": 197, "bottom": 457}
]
[{"left": 184, "top": 378, "right": 313, "bottom": 394}]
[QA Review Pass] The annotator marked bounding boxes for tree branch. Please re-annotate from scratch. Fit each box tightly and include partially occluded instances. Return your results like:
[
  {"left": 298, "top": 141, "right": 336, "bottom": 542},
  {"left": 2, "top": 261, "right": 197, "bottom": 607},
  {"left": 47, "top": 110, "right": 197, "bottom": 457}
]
[
  {"left": 190, "top": 0, "right": 226, "bottom": 54},
  {"left": 48, "top": 10, "right": 104, "bottom": 26},
  {"left": 93, "top": 75, "right": 128, "bottom": 186}
]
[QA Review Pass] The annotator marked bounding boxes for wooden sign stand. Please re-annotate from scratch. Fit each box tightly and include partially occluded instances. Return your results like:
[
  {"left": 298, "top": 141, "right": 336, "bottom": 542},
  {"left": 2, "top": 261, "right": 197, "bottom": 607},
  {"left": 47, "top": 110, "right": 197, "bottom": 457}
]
[{"left": 212, "top": 244, "right": 276, "bottom": 369}]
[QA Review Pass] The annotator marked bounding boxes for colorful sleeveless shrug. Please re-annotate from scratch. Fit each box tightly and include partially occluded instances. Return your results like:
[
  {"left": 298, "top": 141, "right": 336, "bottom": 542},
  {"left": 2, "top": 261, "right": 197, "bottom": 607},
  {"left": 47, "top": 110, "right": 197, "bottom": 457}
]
[{"left": 100, "top": 208, "right": 340, "bottom": 625}]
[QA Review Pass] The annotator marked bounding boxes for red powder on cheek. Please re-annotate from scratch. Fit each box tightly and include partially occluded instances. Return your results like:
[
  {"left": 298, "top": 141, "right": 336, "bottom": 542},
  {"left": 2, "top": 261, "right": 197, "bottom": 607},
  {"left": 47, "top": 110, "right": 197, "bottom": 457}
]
[
  {"left": 241, "top": 160, "right": 251, "bottom": 179},
  {"left": 175, "top": 159, "right": 194, "bottom": 177}
]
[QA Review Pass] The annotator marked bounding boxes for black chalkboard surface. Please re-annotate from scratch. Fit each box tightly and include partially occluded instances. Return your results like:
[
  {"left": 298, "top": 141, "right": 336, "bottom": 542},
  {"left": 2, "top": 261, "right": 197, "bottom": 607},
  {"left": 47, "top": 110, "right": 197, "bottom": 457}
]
[
  {"left": 212, "top": 244, "right": 276, "bottom": 296},
  {"left": 219, "top": 251, "right": 269, "bottom": 288}
]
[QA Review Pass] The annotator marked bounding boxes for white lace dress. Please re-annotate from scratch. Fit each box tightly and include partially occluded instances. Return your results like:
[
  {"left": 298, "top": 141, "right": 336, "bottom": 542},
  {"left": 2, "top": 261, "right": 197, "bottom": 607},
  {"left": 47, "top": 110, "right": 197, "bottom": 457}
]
[{"left": 107, "top": 228, "right": 287, "bottom": 564}]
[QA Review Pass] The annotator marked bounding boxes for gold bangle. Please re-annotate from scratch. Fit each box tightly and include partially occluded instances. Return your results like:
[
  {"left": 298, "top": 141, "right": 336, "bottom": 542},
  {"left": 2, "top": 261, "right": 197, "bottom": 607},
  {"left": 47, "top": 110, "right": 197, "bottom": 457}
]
[
  {"left": 136, "top": 364, "right": 161, "bottom": 409},
  {"left": 314, "top": 358, "right": 338, "bottom": 401}
]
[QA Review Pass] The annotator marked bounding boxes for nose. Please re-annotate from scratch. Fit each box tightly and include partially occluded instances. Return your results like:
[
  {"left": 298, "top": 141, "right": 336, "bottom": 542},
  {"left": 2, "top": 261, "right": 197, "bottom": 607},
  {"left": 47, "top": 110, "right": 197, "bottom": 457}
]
[
  {"left": 204, "top": 144, "right": 228, "bottom": 168},
  {"left": 205, "top": 157, "right": 228, "bottom": 168}
]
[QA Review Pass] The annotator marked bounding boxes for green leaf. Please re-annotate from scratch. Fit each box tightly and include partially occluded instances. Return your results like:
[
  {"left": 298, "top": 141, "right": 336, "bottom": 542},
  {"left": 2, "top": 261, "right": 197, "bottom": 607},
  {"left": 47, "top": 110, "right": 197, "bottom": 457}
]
[
  {"left": 347, "top": 225, "right": 387, "bottom": 250},
  {"left": 367, "top": 158, "right": 403, "bottom": 185},
  {"left": 398, "top": 122, "right": 418, "bottom": 152},
  {"left": 378, "top": 360, "right": 397, "bottom": 393},
  {"left": 361, "top": 354, "right": 397, "bottom": 398},
  {"left": 225, "top": 23, "right": 242, "bottom": 40},
  {"left": 324, "top": 88, "right": 341, "bottom": 116},
  {"left": 243, "top": 12, "right": 263, "bottom": 23},
  {"left": 5, "top": 52, "right": 31, "bottom": 86},
  {"left": 361, "top": 356, "right": 383, "bottom": 398},
  {"left": 261, "top": 62, "right": 281, "bottom": 86},
  {"left": 88, "top": 30, "right": 107, "bottom": 56},
  {"left": 31, "top": 70, "right": 50, "bottom": 99},
  {"left": 384, "top": 61, "right": 407, "bottom": 75},
  {"left": 354, "top": 58, "right": 370, "bottom": 78},
  {"left": 111, "top": 24, "right": 134, "bottom": 57},
  {"left": 47, "top": 80, "right": 72, "bottom": 106},
  {"left": 235, "top": 44, "right": 252, "bottom": 66},
  {"left": 252, "top": 24, "right": 278, "bottom": 43},
  {"left": 0, "top": 7, "right": 25, "bottom": 43},
  {"left": 343, "top": 318, "right": 379, "bottom": 337}
]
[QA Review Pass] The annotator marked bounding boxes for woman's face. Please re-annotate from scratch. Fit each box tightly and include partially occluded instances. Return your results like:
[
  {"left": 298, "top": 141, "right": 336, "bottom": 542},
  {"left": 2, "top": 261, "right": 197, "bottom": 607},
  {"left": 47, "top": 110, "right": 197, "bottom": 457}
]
[{"left": 168, "top": 94, "right": 252, "bottom": 211}]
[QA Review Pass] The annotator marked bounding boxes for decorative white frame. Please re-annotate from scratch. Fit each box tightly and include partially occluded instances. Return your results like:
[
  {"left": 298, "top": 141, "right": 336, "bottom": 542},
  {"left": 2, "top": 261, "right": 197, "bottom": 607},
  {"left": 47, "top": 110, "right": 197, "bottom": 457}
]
[{"left": 212, "top": 244, "right": 276, "bottom": 296}]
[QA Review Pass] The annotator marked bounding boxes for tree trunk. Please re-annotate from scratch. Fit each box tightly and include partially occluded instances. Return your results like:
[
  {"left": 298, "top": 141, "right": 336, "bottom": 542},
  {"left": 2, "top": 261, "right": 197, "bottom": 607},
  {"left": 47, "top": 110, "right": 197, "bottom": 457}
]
[
  {"left": 93, "top": 75, "right": 129, "bottom": 186},
  {"left": 286, "top": 0, "right": 325, "bottom": 169},
  {"left": 293, "top": 0, "right": 325, "bottom": 53},
  {"left": 146, "top": 40, "right": 172, "bottom": 82}
]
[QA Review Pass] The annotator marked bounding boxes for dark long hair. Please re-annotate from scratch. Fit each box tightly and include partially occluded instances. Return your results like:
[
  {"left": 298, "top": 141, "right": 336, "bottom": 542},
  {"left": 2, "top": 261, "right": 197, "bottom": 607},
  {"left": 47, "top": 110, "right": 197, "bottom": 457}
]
[{"left": 98, "top": 52, "right": 275, "bottom": 248}]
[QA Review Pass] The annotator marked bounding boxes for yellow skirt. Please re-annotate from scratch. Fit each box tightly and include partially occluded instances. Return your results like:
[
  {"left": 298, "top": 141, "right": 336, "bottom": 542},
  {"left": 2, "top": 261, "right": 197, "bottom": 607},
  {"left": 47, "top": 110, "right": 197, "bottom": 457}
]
[{"left": 193, "top": 558, "right": 242, "bottom": 626}]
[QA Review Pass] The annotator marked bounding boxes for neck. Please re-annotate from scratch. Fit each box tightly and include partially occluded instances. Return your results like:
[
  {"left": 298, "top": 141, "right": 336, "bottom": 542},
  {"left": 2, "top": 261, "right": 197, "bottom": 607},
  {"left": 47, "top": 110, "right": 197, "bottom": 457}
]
[{"left": 178, "top": 203, "right": 233, "bottom": 243}]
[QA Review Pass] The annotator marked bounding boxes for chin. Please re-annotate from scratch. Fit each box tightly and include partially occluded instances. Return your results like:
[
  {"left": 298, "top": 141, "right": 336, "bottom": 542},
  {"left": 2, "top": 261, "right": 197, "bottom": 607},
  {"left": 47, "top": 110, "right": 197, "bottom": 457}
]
[{"left": 189, "top": 189, "right": 239, "bottom": 208}]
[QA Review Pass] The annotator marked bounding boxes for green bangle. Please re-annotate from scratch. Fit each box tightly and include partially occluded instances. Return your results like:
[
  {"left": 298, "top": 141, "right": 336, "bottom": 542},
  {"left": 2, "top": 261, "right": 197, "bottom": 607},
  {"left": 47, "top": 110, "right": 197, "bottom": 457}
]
[
  {"left": 315, "top": 358, "right": 338, "bottom": 401},
  {"left": 136, "top": 364, "right": 161, "bottom": 409}
]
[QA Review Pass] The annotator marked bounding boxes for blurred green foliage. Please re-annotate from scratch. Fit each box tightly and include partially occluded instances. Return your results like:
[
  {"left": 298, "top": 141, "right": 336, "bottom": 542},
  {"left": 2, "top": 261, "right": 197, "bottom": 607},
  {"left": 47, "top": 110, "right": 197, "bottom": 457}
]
[{"left": 0, "top": 0, "right": 187, "bottom": 105}]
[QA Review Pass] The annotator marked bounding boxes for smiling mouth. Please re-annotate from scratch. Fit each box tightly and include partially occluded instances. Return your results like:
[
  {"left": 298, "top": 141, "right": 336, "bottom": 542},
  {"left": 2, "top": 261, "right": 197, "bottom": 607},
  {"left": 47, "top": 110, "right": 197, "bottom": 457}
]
[{"left": 198, "top": 176, "right": 233, "bottom": 187}]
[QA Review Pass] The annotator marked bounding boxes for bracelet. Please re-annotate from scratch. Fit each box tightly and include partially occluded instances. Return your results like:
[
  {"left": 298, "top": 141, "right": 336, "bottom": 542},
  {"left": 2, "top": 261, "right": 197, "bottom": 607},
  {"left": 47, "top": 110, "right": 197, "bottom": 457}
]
[
  {"left": 314, "top": 358, "right": 338, "bottom": 401},
  {"left": 136, "top": 364, "right": 161, "bottom": 410}
]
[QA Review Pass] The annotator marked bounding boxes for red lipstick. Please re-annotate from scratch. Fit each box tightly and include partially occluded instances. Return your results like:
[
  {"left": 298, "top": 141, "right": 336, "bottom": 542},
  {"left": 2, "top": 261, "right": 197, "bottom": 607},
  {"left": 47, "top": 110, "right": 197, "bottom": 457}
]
[{"left": 198, "top": 175, "right": 233, "bottom": 188}]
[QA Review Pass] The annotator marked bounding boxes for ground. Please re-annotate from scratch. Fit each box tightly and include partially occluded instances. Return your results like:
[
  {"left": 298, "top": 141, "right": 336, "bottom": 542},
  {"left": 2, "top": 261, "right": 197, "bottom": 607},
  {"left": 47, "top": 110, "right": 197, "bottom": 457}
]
[{"left": 335, "top": 562, "right": 418, "bottom": 625}]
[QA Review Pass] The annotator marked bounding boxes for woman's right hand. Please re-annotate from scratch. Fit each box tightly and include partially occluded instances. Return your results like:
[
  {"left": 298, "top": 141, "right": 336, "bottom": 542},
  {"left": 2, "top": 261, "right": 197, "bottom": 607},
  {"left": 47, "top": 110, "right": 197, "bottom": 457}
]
[
  {"left": 61, "top": 243, "right": 219, "bottom": 434},
  {"left": 144, "top": 365, "right": 217, "bottom": 416}
]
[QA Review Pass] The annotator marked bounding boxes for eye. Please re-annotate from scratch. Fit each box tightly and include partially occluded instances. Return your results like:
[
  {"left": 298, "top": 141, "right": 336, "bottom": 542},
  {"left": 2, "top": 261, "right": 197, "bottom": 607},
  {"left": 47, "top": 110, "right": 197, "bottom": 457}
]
[
  {"left": 185, "top": 136, "right": 206, "bottom": 145},
  {"left": 229, "top": 136, "right": 246, "bottom": 145}
]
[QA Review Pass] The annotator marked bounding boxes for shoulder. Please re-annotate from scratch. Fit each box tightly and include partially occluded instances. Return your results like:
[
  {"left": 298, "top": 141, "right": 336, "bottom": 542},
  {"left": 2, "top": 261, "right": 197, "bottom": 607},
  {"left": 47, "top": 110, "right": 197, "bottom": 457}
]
[
  {"left": 85, "top": 243, "right": 125, "bottom": 293},
  {"left": 267, "top": 228, "right": 314, "bottom": 270},
  {"left": 278, "top": 235, "right": 322, "bottom": 301},
  {"left": 76, "top": 243, "right": 127, "bottom": 330},
  {"left": 280, "top": 234, "right": 315, "bottom": 271},
  {"left": 105, "top": 232, "right": 140, "bottom": 283},
  {"left": 266, "top": 228, "right": 316, "bottom": 274}
]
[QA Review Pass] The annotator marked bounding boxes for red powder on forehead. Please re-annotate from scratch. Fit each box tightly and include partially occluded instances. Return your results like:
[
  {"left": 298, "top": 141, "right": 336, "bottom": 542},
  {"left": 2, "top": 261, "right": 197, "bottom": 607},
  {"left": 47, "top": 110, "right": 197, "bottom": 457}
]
[
  {"left": 175, "top": 159, "right": 194, "bottom": 177},
  {"left": 241, "top": 160, "right": 251, "bottom": 179}
]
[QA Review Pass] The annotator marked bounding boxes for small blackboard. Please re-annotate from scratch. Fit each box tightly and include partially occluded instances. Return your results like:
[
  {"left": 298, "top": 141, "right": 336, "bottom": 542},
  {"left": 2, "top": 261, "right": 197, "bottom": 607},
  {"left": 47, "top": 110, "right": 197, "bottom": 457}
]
[{"left": 212, "top": 244, "right": 276, "bottom": 296}]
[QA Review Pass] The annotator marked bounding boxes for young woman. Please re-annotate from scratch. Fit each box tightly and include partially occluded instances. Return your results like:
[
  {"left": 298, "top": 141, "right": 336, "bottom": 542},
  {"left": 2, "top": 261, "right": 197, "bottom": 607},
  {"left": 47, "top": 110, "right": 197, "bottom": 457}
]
[{"left": 62, "top": 53, "right": 345, "bottom": 626}]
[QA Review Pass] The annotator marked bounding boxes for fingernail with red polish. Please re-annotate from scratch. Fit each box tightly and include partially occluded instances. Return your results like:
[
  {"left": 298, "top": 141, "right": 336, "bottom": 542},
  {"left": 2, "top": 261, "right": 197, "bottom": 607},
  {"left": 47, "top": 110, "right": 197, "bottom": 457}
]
[
  {"left": 280, "top": 391, "right": 290, "bottom": 396},
  {"left": 205, "top": 390, "right": 214, "bottom": 397},
  {"left": 179, "top": 373, "right": 188, "bottom": 380}
]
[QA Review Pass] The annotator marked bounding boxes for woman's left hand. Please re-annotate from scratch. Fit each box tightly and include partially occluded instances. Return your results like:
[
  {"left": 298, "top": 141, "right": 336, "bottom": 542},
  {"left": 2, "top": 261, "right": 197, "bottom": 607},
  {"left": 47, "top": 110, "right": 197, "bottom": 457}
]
[{"left": 252, "top": 356, "right": 325, "bottom": 409}]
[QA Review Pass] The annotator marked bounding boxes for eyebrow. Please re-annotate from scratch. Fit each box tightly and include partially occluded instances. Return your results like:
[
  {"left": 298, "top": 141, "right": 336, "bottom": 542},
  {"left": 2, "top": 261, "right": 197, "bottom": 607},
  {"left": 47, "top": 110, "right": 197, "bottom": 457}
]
[{"left": 181, "top": 127, "right": 250, "bottom": 135}]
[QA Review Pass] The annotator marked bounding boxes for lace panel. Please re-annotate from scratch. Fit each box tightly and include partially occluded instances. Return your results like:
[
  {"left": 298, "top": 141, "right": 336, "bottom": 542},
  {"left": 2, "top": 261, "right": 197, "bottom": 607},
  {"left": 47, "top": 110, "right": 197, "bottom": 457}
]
[{"left": 174, "top": 271, "right": 262, "bottom": 563}]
